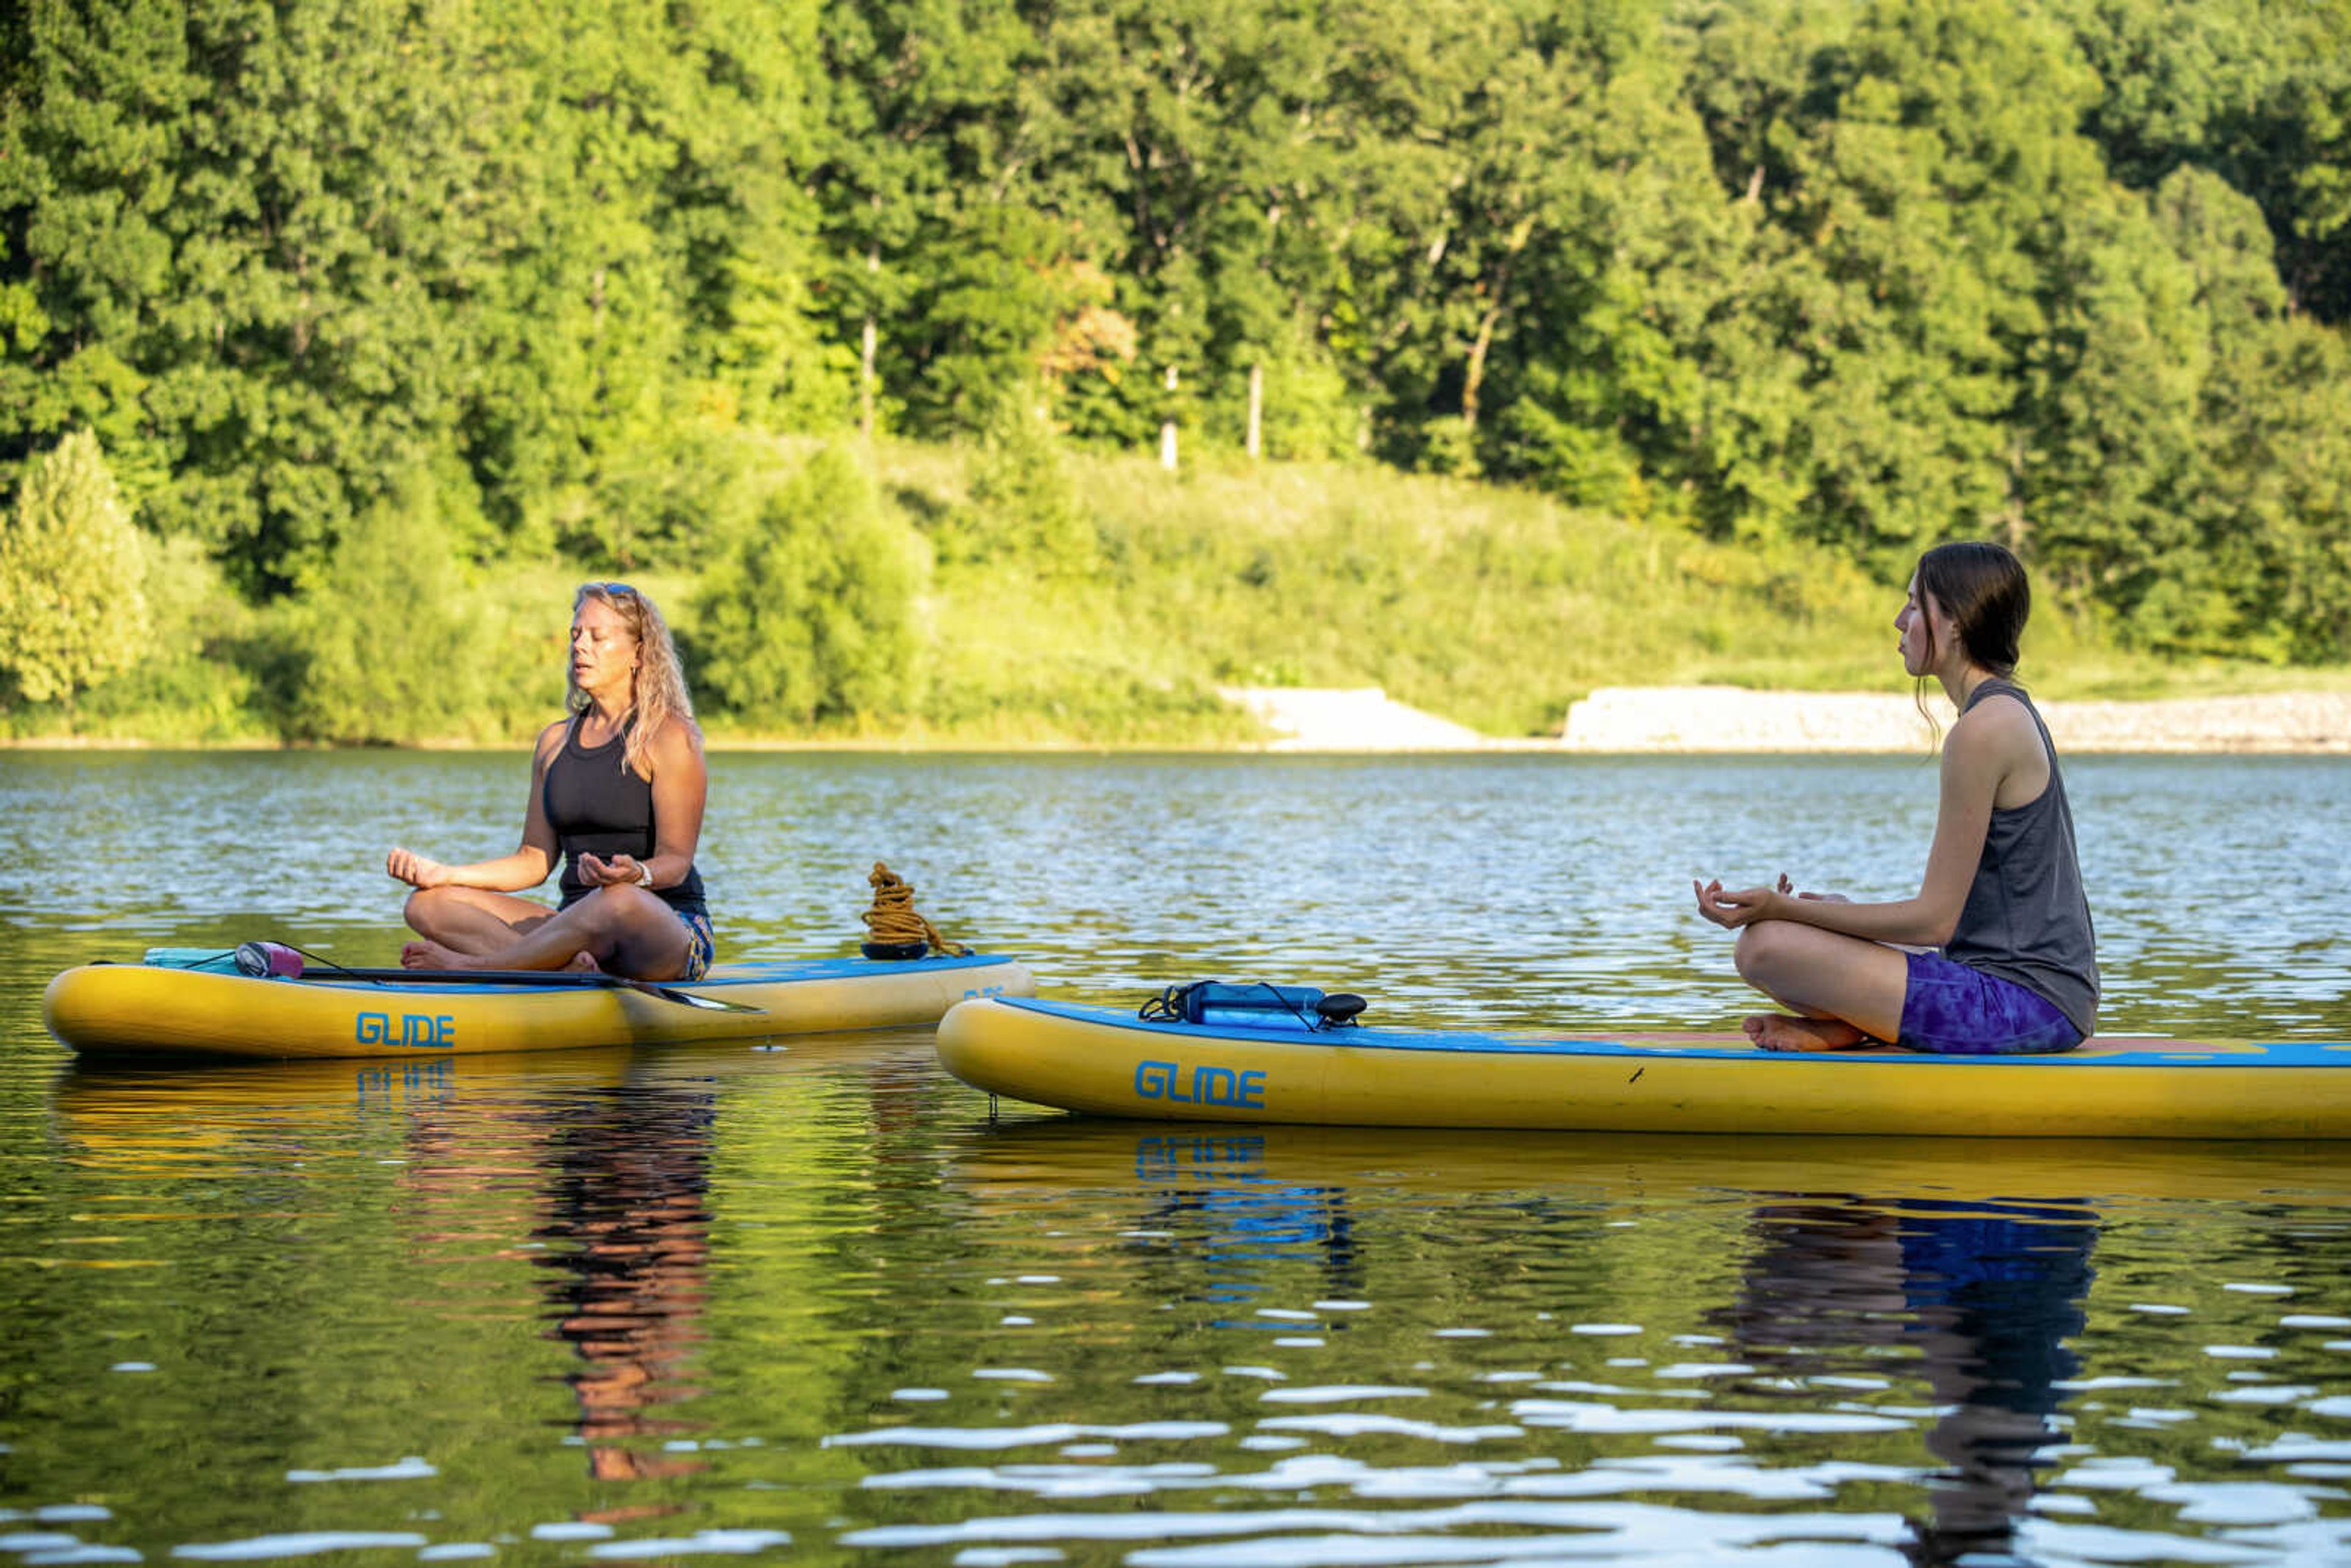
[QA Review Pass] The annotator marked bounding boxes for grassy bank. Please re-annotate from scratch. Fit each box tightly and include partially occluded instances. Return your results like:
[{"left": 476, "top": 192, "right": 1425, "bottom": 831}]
[
  {"left": 793, "top": 439, "right": 2351, "bottom": 738},
  {"left": 10, "top": 438, "right": 2349, "bottom": 749}
]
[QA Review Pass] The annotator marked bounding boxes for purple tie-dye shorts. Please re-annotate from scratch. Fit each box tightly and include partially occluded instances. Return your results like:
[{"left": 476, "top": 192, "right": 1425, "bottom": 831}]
[{"left": 1899, "top": 949, "right": 2083, "bottom": 1055}]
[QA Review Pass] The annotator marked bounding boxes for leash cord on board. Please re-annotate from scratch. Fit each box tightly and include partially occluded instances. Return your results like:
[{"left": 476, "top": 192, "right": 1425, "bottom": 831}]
[{"left": 270, "top": 942, "right": 392, "bottom": 986}]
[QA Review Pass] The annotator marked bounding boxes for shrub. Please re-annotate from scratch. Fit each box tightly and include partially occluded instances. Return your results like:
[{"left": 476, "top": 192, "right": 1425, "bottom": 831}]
[
  {"left": 282, "top": 473, "right": 488, "bottom": 743},
  {"left": 948, "top": 402, "right": 1096, "bottom": 574},
  {"left": 692, "top": 446, "right": 927, "bottom": 727},
  {"left": 0, "top": 429, "right": 150, "bottom": 709}
]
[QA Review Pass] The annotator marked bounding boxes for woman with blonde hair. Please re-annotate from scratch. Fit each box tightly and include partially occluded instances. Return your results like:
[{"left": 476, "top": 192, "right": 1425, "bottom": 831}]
[{"left": 387, "top": 582, "right": 715, "bottom": 981}]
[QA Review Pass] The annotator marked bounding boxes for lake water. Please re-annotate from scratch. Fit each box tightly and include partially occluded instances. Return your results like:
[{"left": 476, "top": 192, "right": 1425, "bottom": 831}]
[{"left": 2, "top": 750, "right": 2348, "bottom": 1566}]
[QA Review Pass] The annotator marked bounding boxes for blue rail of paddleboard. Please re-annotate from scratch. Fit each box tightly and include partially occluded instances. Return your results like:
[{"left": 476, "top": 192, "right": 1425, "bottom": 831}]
[
  {"left": 1000, "top": 998, "right": 2351, "bottom": 1070},
  {"left": 154, "top": 953, "right": 1019, "bottom": 997},
  {"left": 699, "top": 953, "right": 1015, "bottom": 987}
]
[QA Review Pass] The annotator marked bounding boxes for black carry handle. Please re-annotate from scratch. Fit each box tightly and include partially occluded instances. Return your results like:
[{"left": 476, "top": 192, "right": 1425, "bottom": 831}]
[{"left": 1315, "top": 994, "right": 1367, "bottom": 1026}]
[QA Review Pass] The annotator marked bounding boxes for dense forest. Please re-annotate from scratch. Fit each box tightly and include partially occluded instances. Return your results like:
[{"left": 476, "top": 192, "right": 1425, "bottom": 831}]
[{"left": 3, "top": 0, "right": 2348, "bottom": 738}]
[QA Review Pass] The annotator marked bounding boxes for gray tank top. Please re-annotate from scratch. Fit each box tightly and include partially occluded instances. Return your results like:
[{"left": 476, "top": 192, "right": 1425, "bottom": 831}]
[{"left": 1944, "top": 679, "right": 2099, "bottom": 1037}]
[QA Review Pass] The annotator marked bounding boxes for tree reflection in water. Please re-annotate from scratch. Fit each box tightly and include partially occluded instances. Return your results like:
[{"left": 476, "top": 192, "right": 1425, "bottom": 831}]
[{"left": 1717, "top": 1193, "right": 2096, "bottom": 1567}]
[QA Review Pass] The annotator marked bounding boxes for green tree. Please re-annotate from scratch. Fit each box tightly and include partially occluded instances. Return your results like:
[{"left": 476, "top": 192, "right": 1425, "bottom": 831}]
[
  {"left": 3, "top": 0, "right": 834, "bottom": 593},
  {"left": 1471, "top": 1, "right": 1729, "bottom": 512},
  {"left": 2153, "top": 167, "right": 2351, "bottom": 659},
  {"left": 2019, "top": 169, "right": 2222, "bottom": 645},
  {"left": 2, "top": 0, "right": 517, "bottom": 589},
  {"left": 0, "top": 0, "right": 192, "bottom": 503},
  {"left": 1664, "top": 0, "right": 2120, "bottom": 571},
  {"left": 2054, "top": 0, "right": 2351, "bottom": 323},
  {"left": 896, "top": 204, "right": 1086, "bottom": 435},
  {"left": 472, "top": 0, "right": 832, "bottom": 566},
  {"left": 815, "top": 0, "right": 1039, "bottom": 438},
  {"left": 0, "top": 429, "right": 150, "bottom": 707}
]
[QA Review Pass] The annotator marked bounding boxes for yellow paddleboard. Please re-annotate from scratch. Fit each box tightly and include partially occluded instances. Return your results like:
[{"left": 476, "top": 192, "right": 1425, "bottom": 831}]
[
  {"left": 47, "top": 954, "right": 1032, "bottom": 1061},
  {"left": 937, "top": 996, "right": 2351, "bottom": 1139}
]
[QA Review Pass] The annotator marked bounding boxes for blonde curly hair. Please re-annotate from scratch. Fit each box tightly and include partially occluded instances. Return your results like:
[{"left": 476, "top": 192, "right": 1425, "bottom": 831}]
[{"left": 569, "top": 583, "right": 697, "bottom": 779}]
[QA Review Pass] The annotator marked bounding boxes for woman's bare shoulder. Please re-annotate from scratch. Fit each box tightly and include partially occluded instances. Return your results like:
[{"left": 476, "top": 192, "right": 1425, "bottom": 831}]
[
  {"left": 643, "top": 713, "right": 707, "bottom": 767},
  {"left": 1948, "top": 688, "right": 2047, "bottom": 771}
]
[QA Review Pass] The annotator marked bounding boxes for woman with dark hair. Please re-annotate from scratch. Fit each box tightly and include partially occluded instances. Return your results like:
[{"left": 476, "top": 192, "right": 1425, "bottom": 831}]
[
  {"left": 385, "top": 582, "right": 716, "bottom": 982},
  {"left": 1693, "top": 542, "right": 2097, "bottom": 1054}
]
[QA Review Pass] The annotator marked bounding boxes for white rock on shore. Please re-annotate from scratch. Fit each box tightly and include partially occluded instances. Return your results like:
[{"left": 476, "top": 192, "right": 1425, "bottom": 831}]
[
  {"left": 1561, "top": 686, "right": 2351, "bottom": 753},
  {"left": 1223, "top": 684, "right": 2351, "bottom": 754},
  {"left": 1219, "top": 686, "right": 1491, "bottom": 751},
  {"left": 1561, "top": 687, "right": 1932, "bottom": 752}
]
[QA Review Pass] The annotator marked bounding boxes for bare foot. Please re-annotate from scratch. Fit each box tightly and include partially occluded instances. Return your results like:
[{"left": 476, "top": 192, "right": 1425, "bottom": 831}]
[
  {"left": 400, "top": 939, "right": 474, "bottom": 971},
  {"left": 566, "top": 951, "right": 602, "bottom": 973},
  {"left": 1742, "top": 1013, "right": 1875, "bottom": 1052}
]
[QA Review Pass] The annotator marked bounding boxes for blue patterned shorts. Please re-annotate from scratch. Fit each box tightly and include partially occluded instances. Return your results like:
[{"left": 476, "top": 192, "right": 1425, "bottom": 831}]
[
  {"left": 1900, "top": 950, "right": 2082, "bottom": 1055},
  {"left": 674, "top": 910, "right": 714, "bottom": 983}
]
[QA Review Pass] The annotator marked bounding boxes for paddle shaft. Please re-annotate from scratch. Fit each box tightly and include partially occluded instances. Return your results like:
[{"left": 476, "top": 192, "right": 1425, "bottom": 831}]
[{"left": 287, "top": 966, "right": 763, "bottom": 1015}]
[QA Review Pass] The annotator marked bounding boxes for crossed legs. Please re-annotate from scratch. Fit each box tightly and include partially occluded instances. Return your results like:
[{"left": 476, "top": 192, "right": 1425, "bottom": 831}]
[
  {"left": 402, "top": 885, "right": 692, "bottom": 981},
  {"left": 1732, "top": 920, "right": 1911, "bottom": 1052}
]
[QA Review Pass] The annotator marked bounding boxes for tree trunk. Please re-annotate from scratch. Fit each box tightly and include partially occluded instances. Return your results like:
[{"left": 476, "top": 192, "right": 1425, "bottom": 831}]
[
  {"left": 1160, "top": 365, "right": 1180, "bottom": 471},
  {"left": 2003, "top": 435, "right": 2030, "bottom": 552},
  {"left": 1461, "top": 217, "right": 1534, "bottom": 435},
  {"left": 1463, "top": 308, "right": 1499, "bottom": 435},
  {"left": 860, "top": 244, "right": 880, "bottom": 438},
  {"left": 1247, "top": 362, "right": 1263, "bottom": 459}
]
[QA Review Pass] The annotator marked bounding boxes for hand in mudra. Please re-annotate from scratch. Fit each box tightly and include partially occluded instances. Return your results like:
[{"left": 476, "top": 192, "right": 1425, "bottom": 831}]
[
  {"left": 1693, "top": 878, "right": 1780, "bottom": 929},
  {"left": 386, "top": 847, "right": 451, "bottom": 889},
  {"left": 577, "top": 852, "right": 650, "bottom": 889}
]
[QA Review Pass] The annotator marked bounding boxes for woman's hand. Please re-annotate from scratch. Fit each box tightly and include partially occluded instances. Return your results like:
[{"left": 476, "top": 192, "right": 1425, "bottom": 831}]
[
  {"left": 1775, "top": 872, "right": 1851, "bottom": 904},
  {"left": 577, "top": 852, "right": 650, "bottom": 889},
  {"left": 386, "top": 847, "right": 452, "bottom": 890},
  {"left": 1693, "top": 877, "right": 1783, "bottom": 929}
]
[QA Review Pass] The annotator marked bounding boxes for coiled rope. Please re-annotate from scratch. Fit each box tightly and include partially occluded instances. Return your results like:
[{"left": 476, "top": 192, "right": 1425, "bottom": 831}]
[{"left": 860, "top": 862, "right": 972, "bottom": 956}]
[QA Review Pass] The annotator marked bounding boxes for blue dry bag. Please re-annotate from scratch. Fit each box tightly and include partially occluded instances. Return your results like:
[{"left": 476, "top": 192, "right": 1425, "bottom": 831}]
[{"left": 1138, "top": 981, "right": 1367, "bottom": 1032}]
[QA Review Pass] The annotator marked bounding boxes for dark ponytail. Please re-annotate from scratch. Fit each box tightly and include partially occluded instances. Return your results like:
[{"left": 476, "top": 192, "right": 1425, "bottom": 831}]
[{"left": 1915, "top": 541, "right": 2030, "bottom": 679}]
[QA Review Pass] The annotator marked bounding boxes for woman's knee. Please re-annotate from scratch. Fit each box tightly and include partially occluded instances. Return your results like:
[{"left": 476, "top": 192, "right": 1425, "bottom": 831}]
[
  {"left": 1733, "top": 920, "right": 1803, "bottom": 985},
  {"left": 580, "top": 887, "right": 686, "bottom": 976},
  {"left": 405, "top": 885, "right": 457, "bottom": 929},
  {"left": 573, "top": 883, "right": 662, "bottom": 934}
]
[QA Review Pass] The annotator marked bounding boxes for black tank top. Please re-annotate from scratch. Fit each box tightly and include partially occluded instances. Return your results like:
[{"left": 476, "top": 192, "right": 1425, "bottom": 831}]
[{"left": 541, "top": 712, "right": 708, "bottom": 918}]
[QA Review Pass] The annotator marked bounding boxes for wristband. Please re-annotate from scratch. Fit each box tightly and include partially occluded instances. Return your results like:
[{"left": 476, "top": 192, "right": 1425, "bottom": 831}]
[{"left": 635, "top": 859, "right": 654, "bottom": 888}]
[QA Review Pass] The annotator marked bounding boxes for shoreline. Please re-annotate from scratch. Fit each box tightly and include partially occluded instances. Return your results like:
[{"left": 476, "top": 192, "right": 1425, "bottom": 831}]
[{"left": 7, "top": 686, "right": 2350, "bottom": 756}]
